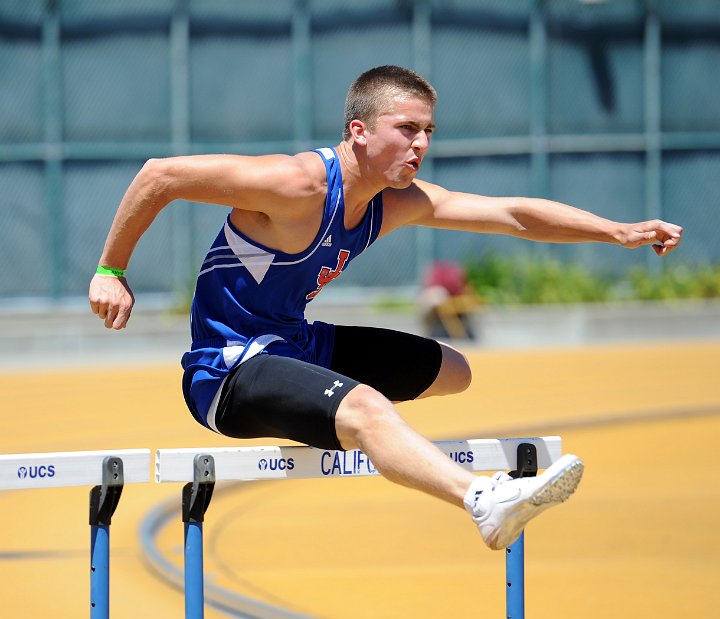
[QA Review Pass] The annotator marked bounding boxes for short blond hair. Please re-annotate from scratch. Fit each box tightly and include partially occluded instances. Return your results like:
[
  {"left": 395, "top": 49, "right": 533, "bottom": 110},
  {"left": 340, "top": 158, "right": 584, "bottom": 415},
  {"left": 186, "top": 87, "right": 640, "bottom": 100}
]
[{"left": 343, "top": 65, "right": 437, "bottom": 140}]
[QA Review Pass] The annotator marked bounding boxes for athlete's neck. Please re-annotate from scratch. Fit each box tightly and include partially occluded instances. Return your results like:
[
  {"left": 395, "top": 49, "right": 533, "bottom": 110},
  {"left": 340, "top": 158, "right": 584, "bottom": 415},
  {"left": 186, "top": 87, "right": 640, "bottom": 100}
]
[{"left": 335, "top": 141, "right": 385, "bottom": 215}]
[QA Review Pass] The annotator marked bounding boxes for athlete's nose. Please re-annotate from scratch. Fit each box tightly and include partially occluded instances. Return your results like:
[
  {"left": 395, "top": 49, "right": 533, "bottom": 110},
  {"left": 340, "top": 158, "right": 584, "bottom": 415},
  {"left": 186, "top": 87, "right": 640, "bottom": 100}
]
[{"left": 413, "top": 130, "right": 430, "bottom": 153}]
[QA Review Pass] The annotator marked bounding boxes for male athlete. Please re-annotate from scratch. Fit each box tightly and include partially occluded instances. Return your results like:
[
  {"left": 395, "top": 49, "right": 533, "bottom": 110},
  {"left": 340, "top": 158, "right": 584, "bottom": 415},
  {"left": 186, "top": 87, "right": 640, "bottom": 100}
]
[{"left": 89, "top": 66, "right": 682, "bottom": 550}]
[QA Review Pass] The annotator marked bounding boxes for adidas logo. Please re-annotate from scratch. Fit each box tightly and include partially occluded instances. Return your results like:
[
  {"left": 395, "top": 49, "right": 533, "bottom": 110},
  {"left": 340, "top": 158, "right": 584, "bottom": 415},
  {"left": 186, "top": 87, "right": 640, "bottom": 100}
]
[{"left": 322, "top": 234, "right": 332, "bottom": 247}]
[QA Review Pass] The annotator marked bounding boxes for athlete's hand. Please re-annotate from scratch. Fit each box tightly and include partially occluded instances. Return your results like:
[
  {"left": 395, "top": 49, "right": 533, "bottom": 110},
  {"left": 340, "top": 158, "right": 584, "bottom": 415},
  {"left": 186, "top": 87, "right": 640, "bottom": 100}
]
[
  {"left": 89, "top": 274, "right": 135, "bottom": 330},
  {"left": 618, "top": 220, "right": 683, "bottom": 256}
]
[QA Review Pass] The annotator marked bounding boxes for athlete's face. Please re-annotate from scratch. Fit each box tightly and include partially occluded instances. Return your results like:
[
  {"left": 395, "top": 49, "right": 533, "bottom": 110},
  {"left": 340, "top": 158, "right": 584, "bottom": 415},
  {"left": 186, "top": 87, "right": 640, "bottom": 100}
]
[{"left": 362, "top": 96, "right": 435, "bottom": 188}]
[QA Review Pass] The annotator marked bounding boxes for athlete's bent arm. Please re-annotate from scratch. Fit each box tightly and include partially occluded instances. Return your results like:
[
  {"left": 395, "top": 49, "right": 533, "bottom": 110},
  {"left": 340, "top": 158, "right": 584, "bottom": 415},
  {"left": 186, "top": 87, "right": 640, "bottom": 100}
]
[
  {"left": 89, "top": 154, "right": 319, "bottom": 330},
  {"left": 382, "top": 179, "right": 683, "bottom": 256}
]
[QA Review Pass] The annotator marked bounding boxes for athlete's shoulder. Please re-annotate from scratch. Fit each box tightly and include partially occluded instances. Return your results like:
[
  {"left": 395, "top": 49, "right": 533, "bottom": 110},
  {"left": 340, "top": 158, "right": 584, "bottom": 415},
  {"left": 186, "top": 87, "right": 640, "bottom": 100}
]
[
  {"left": 263, "top": 151, "right": 326, "bottom": 200},
  {"left": 243, "top": 151, "right": 319, "bottom": 183},
  {"left": 379, "top": 179, "right": 441, "bottom": 234},
  {"left": 292, "top": 151, "right": 327, "bottom": 184}
]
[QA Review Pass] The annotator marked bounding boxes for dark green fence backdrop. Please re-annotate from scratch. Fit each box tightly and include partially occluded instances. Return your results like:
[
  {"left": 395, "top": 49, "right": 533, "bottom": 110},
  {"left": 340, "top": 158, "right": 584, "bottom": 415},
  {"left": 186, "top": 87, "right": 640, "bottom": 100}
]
[{"left": 1, "top": 0, "right": 718, "bottom": 300}]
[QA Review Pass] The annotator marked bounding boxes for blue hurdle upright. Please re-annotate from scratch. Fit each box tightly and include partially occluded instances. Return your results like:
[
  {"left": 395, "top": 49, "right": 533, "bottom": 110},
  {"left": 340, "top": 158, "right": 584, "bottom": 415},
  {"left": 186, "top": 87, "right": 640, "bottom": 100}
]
[
  {"left": 0, "top": 449, "right": 151, "bottom": 619},
  {"left": 155, "top": 436, "right": 561, "bottom": 619},
  {"left": 505, "top": 442, "right": 540, "bottom": 619}
]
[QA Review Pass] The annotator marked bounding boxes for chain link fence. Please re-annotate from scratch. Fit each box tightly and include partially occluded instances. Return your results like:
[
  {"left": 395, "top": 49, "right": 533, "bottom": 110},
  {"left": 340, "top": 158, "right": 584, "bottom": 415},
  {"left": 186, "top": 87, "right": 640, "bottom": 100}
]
[{"left": 0, "top": 0, "right": 719, "bottom": 301}]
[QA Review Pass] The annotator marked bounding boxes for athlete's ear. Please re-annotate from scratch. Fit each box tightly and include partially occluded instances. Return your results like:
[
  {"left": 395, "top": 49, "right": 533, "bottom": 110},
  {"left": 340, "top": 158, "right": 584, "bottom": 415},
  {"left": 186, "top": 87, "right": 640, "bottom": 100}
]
[{"left": 349, "top": 119, "right": 367, "bottom": 146}]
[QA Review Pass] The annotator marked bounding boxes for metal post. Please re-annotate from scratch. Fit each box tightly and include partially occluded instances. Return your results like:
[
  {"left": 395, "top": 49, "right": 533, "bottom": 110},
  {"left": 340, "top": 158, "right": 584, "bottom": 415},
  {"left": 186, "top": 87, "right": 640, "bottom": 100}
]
[
  {"left": 529, "top": 0, "right": 549, "bottom": 199},
  {"left": 505, "top": 443, "right": 538, "bottom": 619},
  {"left": 90, "top": 526, "right": 110, "bottom": 619},
  {"left": 42, "top": 0, "right": 64, "bottom": 299},
  {"left": 182, "top": 454, "right": 216, "bottom": 619},
  {"left": 412, "top": 0, "right": 435, "bottom": 282},
  {"left": 292, "top": 0, "right": 312, "bottom": 151},
  {"left": 184, "top": 521, "right": 205, "bottom": 619},
  {"left": 89, "top": 457, "right": 125, "bottom": 619},
  {"left": 644, "top": 0, "right": 663, "bottom": 274},
  {"left": 506, "top": 532, "right": 526, "bottom": 618},
  {"left": 170, "top": 0, "right": 195, "bottom": 294}
]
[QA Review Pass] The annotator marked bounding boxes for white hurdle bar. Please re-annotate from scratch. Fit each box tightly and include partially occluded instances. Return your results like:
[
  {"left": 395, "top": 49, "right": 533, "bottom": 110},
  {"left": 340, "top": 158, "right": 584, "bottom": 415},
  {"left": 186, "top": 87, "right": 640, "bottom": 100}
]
[
  {"left": 155, "top": 437, "right": 562, "bottom": 482},
  {"left": 0, "top": 448, "right": 151, "bottom": 490},
  {"left": 156, "top": 437, "right": 562, "bottom": 619},
  {"left": 0, "top": 449, "right": 151, "bottom": 619}
]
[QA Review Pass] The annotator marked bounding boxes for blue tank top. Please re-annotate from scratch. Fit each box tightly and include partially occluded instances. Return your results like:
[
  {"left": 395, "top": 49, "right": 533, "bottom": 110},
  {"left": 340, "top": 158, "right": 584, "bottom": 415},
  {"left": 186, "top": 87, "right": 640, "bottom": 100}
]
[{"left": 181, "top": 147, "right": 384, "bottom": 430}]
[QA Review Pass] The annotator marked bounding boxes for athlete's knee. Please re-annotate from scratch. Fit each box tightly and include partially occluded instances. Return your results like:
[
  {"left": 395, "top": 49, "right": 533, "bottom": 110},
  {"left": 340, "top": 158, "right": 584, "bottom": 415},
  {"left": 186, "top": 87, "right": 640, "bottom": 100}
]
[
  {"left": 335, "top": 384, "right": 403, "bottom": 450},
  {"left": 423, "top": 343, "right": 472, "bottom": 397},
  {"left": 449, "top": 347, "right": 473, "bottom": 393}
]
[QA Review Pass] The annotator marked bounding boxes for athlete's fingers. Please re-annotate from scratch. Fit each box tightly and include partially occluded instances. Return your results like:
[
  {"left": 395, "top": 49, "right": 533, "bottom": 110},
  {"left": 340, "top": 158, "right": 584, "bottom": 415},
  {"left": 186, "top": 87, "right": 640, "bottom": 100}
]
[
  {"left": 113, "top": 302, "right": 133, "bottom": 330},
  {"left": 650, "top": 226, "right": 682, "bottom": 257},
  {"left": 114, "top": 278, "right": 135, "bottom": 329},
  {"left": 654, "top": 220, "right": 683, "bottom": 239},
  {"left": 90, "top": 300, "right": 109, "bottom": 320},
  {"left": 90, "top": 302, "right": 104, "bottom": 318},
  {"left": 639, "top": 230, "right": 657, "bottom": 245},
  {"left": 652, "top": 238, "right": 679, "bottom": 257},
  {"left": 623, "top": 220, "right": 683, "bottom": 252},
  {"left": 636, "top": 219, "right": 682, "bottom": 236},
  {"left": 104, "top": 304, "right": 119, "bottom": 329}
]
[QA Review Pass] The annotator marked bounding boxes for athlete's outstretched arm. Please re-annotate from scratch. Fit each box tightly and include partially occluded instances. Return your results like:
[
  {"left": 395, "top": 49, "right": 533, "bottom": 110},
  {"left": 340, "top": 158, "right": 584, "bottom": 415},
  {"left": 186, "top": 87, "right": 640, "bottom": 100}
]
[
  {"left": 89, "top": 154, "right": 319, "bottom": 330},
  {"left": 382, "top": 179, "right": 683, "bottom": 257}
]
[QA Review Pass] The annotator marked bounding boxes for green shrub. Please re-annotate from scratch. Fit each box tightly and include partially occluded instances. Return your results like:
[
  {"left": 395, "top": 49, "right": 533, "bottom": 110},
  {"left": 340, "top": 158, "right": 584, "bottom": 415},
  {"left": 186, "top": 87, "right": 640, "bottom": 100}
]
[
  {"left": 629, "top": 264, "right": 720, "bottom": 301},
  {"left": 464, "top": 254, "right": 720, "bottom": 305}
]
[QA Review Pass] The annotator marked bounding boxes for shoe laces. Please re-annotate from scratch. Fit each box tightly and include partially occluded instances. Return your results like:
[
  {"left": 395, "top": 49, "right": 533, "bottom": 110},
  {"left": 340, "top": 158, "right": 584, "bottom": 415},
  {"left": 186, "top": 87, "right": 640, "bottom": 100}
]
[
  {"left": 465, "top": 471, "right": 514, "bottom": 519},
  {"left": 491, "top": 471, "right": 513, "bottom": 487}
]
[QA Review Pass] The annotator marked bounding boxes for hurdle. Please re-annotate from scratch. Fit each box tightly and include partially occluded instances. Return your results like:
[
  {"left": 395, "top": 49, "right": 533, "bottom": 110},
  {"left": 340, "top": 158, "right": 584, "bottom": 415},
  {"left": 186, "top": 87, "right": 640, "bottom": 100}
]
[
  {"left": 0, "top": 448, "right": 151, "bottom": 619},
  {"left": 155, "top": 436, "right": 562, "bottom": 619}
]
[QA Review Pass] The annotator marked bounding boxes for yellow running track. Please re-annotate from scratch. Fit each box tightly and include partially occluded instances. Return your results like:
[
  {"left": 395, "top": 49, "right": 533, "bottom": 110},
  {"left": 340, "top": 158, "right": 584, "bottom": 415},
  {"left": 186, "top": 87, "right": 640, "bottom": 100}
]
[{"left": 1, "top": 341, "right": 718, "bottom": 618}]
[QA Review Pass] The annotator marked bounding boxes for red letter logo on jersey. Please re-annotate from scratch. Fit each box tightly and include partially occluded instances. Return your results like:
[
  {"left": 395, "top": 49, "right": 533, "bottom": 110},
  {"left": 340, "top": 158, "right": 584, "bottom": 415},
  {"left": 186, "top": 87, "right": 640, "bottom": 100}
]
[{"left": 306, "top": 249, "right": 351, "bottom": 300}]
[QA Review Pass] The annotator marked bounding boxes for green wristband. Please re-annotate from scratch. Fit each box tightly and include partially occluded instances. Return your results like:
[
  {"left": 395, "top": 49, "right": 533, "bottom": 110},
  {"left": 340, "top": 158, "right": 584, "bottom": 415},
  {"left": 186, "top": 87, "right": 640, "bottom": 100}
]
[{"left": 96, "top": 265, "right": 126, "bottom": 278}]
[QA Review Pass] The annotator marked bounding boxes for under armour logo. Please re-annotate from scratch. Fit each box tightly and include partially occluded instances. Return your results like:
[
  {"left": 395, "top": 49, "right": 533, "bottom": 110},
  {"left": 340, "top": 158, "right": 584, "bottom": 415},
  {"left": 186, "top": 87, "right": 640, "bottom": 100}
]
[{"left": 324, "top": 380, "right": 344, "bottom": 397}]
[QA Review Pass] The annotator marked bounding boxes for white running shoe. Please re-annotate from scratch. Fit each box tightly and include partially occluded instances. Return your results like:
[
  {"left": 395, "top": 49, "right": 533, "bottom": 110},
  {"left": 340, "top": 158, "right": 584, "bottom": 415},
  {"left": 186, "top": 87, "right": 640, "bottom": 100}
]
[{"left": 463, "top": 454, "right": 584, "bottom": 550}]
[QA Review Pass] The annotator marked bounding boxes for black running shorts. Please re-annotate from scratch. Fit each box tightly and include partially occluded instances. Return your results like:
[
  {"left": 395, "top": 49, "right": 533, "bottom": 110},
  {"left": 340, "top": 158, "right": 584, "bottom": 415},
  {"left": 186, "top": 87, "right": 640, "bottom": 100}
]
[{"left": 213, "top": 326, "right": 443, "bottom": 450}]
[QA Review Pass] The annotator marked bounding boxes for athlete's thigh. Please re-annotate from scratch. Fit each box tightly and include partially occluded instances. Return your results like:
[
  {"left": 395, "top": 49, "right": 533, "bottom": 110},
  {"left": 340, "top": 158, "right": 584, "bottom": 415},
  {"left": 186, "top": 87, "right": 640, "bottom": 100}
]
[
  {"left": 214, "top": 354, "right": 359, "bottom": 450},
  {"left": 330, "top": 325, "right": 443, "bottom": 402}
]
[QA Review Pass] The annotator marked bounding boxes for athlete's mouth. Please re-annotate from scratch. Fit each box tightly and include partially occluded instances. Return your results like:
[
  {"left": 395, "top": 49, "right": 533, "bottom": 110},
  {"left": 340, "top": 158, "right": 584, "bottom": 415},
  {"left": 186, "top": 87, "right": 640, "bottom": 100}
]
[{"left": 407, "top": 158, "right": 421, "bottom": 171}]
